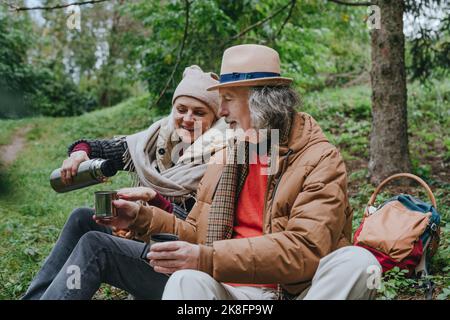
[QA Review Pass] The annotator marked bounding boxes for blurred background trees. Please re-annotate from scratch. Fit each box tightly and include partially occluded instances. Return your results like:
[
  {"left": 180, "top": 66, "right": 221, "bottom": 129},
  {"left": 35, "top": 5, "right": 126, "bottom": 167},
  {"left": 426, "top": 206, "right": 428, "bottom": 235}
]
[{"left": 1, "top": 0, "right": 376, "bottom": 117}]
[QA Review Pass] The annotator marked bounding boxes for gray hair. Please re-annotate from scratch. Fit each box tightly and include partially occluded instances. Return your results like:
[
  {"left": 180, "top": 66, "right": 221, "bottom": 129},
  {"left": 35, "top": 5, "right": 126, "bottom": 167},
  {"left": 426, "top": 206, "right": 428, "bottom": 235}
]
[{"left": 248, "top": 86, "right": 300, "bottom": 131}]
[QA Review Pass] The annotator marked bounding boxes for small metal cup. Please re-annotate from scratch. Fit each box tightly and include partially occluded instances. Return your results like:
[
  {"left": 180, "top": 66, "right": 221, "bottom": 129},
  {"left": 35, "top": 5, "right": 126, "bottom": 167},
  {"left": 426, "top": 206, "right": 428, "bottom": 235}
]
[
  {"left": 94, "top": 191, "right": 118, "bottom": 219},
  {"left": 140, "top": 233, "right": 179, "bottom": 260},
  {"left": 150, "top": 233, "right": 179, "bottom": 244}
]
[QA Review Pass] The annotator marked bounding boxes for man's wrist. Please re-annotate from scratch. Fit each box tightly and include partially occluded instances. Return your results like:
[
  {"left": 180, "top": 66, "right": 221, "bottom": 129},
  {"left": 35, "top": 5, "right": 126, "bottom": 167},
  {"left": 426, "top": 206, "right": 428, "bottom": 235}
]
[
  {"left": 128, "top": 204, "right": 154, "bottom": 242},
  {"left": 198, "top": 244, "right": 214, "bottom": 276}
]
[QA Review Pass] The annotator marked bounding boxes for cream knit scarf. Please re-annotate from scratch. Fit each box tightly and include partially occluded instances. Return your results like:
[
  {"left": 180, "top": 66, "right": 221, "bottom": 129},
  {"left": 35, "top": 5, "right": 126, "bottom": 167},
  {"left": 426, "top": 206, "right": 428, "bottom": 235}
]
[{"left": 124, "top": 116, "right": 228, "bottom": 204}]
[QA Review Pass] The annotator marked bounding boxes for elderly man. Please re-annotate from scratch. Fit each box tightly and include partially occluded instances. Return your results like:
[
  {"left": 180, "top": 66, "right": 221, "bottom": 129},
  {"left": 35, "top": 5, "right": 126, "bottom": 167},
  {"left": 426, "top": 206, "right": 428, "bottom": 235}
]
[{"left": 36, "top": 44, "right": 380, "bottom": 300}]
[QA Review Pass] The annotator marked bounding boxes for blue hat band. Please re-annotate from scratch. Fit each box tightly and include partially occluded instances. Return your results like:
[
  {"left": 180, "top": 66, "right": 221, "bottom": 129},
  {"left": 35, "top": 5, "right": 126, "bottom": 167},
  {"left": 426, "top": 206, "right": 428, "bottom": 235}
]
[{"left": 219, "top": 72, "right": 281, "bottom": 83}]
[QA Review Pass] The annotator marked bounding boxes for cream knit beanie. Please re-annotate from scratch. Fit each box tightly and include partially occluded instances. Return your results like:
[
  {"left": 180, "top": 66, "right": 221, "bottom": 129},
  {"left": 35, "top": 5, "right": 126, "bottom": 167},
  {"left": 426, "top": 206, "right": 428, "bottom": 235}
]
[{"left": 172, "top": 65, "right": 220, "bottom": 118}]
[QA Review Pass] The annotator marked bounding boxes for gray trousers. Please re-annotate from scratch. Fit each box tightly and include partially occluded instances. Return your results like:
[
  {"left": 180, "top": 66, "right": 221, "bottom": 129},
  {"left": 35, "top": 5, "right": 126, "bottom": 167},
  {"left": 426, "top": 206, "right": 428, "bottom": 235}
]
[
  {"left": 22, "top": 207, "right": 168, "bottom": 300},
  {"left": 162, "top": 246, "right": 381, "bottom": 300}
]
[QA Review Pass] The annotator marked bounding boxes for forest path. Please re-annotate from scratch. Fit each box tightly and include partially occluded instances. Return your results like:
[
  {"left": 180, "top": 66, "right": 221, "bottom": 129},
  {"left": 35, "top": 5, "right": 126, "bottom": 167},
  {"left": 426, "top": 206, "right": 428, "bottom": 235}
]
[{"left": 0, "top": 125, "right": 32, "bottom": 167}]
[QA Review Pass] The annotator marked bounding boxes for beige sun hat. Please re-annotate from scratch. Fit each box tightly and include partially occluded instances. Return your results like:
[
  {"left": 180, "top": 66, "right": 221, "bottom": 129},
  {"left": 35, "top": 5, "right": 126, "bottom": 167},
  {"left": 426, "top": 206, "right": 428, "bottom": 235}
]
[{"left": 207, "top": 44, "right": 293, "bottom": 91}]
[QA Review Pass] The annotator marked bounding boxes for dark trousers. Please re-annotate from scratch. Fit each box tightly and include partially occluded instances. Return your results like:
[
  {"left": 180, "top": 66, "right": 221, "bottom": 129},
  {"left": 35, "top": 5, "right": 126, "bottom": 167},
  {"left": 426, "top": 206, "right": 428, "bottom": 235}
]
[{"left": 22, "top": 207, "right": 168, "bottom": 300}]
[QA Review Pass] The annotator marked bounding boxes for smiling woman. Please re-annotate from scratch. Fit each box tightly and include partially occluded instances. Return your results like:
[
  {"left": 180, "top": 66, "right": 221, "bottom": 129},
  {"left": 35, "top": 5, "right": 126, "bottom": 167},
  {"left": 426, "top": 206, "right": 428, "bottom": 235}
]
[
  {"left": 173, "top": 96, "right": 217, "bottom": 144},
  {"left": 62, "top": 65, "right": 226, "bottom": 209}
]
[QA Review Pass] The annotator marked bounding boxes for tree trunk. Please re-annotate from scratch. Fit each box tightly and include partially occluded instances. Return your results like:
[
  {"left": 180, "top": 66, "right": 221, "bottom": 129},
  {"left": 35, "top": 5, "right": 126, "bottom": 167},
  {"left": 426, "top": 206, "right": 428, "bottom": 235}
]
[{"left": 369, "top": 0, "right": 412, "bottom": 185}]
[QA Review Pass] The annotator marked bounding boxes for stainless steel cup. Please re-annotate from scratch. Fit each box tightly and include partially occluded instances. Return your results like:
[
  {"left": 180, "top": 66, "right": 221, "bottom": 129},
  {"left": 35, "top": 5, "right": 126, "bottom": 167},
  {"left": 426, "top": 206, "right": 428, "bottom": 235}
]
[
  {"left": 150, "top": 233, "right": 179, "bottom": 245},
  {"left": 94, "top": 191, "right": 118, "bottom": 219},
  {"left": 140, "top": 233, "right": 179, "bottom": 260}
]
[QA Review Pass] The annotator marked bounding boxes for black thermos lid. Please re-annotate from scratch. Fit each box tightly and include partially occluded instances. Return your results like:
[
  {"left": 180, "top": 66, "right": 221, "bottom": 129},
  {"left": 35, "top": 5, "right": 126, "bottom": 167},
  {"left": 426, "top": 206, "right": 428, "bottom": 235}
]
[{"left": 100, "top": 160, "right": 118, "bottom": 177}]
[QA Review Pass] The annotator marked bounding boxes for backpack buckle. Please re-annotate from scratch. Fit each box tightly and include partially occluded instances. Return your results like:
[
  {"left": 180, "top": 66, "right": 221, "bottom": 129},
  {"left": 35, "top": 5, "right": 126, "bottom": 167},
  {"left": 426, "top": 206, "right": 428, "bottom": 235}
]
[
  {"left": 430, "top": 223, "right": 438, "bottom": 232},
  {"left": 367, "top": 206, "right": 377, "bottom": 215}
]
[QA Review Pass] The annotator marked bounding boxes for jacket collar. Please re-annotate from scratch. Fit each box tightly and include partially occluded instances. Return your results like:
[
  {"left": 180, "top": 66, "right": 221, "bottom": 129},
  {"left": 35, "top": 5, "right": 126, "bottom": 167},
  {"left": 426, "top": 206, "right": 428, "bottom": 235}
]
[{"left": 279, "top": 112, "right": 329, "bottom": 156}]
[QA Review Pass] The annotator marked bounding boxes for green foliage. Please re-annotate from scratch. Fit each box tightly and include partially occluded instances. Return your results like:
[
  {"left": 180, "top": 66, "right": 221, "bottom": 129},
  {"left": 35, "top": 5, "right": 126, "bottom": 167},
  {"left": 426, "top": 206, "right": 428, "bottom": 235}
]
[
  {"left": 408, "top": 78, "right": 450, "bottom": 180},
  {"left": 437, "top": 286, "right": 450, "bottom": 300},
  {"left": 122, "top": 0, "right": 370, "bottom": 111},
  {"left": 275, "top": 1, "right": 370, "bottom": 92},
  {"left": 405, "top": 0, "right": 450, "bottom": 81},
  {"left": 0, "top": 10, "right": 96, "bottom": 118},
  {"left": 0, "top": 2, "right": 148, "bottom": 119},
  {"left": 377, "top": 268, "right": 449, "bottom": 300},
  {"left": 378, "top": 267, "right": 416, "bottom": 300},
  {"left": 0, "top": 11, "right": 38, "bottom": 118},
  {"left": 444, "top": 138, "right": 450, "bottom": 162},
  {"left": 302, "top": 85, "right": 372, "bottom": 159},
  {"left": 408, "top": 78, "right": 450, "bottom": 129},
  {"left": 432, "top": 221, "right": 450, "bottom": 275},
  {"left": 124, "top": 0, "right": 237, "bottom": 110},
  {"left": 28, "top": 62, "right": 98, "bottom": 117},
  {"left": 412, "top": 158, "right": 432, "bottom": 180}
]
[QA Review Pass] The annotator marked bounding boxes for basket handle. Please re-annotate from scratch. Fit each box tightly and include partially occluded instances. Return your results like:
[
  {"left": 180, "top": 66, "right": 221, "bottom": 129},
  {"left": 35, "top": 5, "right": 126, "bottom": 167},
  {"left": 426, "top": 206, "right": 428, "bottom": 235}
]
[{"left": 367, "top": 173, "right": 437, "bottom": 209}]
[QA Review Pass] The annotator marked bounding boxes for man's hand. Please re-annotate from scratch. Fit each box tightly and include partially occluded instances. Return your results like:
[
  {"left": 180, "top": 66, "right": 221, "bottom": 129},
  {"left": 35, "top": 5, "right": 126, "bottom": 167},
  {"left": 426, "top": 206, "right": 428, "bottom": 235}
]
[
  {"left": 147, "top": 241, "right": 200, "bottom": 274},
  {"left": 94, "top": 199, "right": 140, "bottom": 230},
  {"left": 117, "top": 187, "right": 157, "bottom": 202}
]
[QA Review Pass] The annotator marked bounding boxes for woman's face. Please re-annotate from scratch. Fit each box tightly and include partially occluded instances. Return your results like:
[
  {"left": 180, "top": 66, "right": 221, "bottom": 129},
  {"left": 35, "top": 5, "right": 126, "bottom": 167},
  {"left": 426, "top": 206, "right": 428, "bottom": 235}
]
[{"left": 173, "top": 96, "right": 216, "bottom": 144}]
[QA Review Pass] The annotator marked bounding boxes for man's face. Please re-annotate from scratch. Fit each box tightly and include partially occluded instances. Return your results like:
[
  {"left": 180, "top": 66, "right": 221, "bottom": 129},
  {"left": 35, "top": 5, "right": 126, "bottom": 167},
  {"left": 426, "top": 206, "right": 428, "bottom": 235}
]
[{"left": 218, "top": 87, "right": 252, "bottom": 131}]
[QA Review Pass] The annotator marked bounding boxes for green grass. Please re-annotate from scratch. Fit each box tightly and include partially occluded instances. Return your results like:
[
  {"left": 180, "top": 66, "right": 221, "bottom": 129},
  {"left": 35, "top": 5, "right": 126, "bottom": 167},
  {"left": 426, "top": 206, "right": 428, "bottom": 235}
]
[{"left": 0, "top": 79, "right": 448, "bottom": 300}]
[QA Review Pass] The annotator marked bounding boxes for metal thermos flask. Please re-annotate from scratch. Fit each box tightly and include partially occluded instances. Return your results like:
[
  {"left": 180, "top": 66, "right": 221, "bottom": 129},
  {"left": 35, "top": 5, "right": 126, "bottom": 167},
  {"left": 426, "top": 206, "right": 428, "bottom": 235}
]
[{"left": 50, "top": 158, "right": 118, "bottom": 193}]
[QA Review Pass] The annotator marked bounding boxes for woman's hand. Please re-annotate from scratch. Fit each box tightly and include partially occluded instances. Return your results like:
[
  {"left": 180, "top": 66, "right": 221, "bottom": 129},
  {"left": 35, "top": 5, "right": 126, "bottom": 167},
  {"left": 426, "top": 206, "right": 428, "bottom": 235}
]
[
  {"left": 60, "top": 151, "right": 90, "bottom": 185},
  {"left": 117, "top": 187, "right": 157, "bottom": 202},
  {"left": 94, "top": 199, "right": 140, "bottom": 230}
]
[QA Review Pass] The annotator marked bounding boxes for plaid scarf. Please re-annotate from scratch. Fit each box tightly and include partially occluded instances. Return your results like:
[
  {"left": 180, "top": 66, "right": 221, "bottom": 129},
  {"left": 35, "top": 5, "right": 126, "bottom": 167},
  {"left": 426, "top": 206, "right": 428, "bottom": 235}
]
[{"left": 205, "top": 114, "right": 293, "bottom": 246}]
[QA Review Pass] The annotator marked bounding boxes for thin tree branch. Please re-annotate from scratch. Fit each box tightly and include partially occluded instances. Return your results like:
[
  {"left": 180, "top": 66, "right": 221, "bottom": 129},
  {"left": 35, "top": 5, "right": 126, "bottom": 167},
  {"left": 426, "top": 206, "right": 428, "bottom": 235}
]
[
  {"left": 328, "top": 0, "right": 374, "bottom": 6},
  {"left": 222, "top": 0, "right": 294, "bottom": 47},
  {"left": 153, "top": 0, "right": 191, "bottom": 108},
  {"left": 2, "top": 0, "right": 111, "bottom": 11},
  {"left": 273, "top": 0, "right": 297, "bottom": 41}
]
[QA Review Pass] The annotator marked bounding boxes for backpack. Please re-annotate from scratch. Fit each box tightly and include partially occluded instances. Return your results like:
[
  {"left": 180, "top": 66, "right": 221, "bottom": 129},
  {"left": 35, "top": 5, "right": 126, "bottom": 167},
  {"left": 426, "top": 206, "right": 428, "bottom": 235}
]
[{"left": 353, "top": 173, "right": 441, "bottom": 298}]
